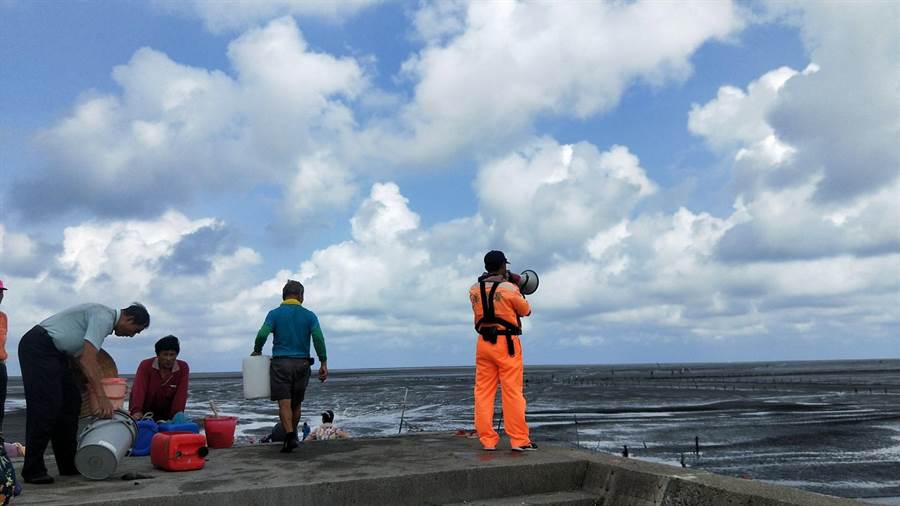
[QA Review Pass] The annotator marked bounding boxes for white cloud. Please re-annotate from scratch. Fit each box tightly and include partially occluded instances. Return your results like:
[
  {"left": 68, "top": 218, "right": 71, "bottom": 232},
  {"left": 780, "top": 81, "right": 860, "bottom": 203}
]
[
  {"left": 280, "top": 153, "right": 358, "bottom": 226},
  {"left": 716, "top": 177, "right": 900, "bottom": 262},
  {"left": 16, "top": 17, "right": 366, "bottom": 224},
  {"left": 0, "top": 225, "right": 38, "bottom": 268},
  {"left": 13, "top": 2, "right": 746, "bottom": 228},
  {"left": 586, "top": 221, "right": 631, "bottom": 261},
  {"left": 58, "top": 211, "right": 217, "bottom": 290},
  {"left": 476, "top": 139, "right": 655, "bottom": 262},
  {"left": 411, "top": 0, "right": 468, "bottom": 45},
  {"left": 558, "top": 335, "right": 607, "bottom": 348},
  {"left": 651, "top": 208, "right": 738, "bottom": 278},
  {"left": 364, "top": 0, "right": 742, "bottom": 164},
  {"left": 687, "top": 64, "right": 826, "bottom": 198},
  {"left": 764, "top": 1, "right": 900, "bottom": 202},
  {"left": 153, "top": 0, "right": 381, "bottom": 33},
  {"left": 7, "top": 121, "right": 900, "bottom": 373},
  {"left": 219, "top": 130, "right": 893, "bottom": 363},
  {"left": 350, "top": 183, "right": 420, "bottom": 245},
  {"left": 2, "top": 210, "right": 265, "bottom": 373},
  {"left": 225, "top": 182, "right": 496, "bottom": 357},
  {"left": 5, "top": 1, "right": 899, "bottom": 371},
  {"left": 687, "top": 3, "right": 900, "bottom": 263},
  {"left": 636, "top": 2, "right": 900, "bottom": 349},
  {"left": 290, "top": 182, "right": 468, "bottom": 324},
  {"left": 227, "top": 17, "right": 365, "bottom": 159},
  {"left": 533, "top": 197, "right": 900, "bottom": 346},
  {"left": 688, "top": 66, "right": 802, "bottom": 150},
  {"left": 214, "top": 133, "right": 892, "bottom": 363}
]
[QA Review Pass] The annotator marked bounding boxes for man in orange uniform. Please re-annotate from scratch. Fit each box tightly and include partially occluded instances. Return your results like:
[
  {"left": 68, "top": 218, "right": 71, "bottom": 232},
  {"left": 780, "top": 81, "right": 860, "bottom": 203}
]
[
  {"left": 469, "top": 250, "right": 536, "bottom": 451},
  {"left": 0, "top": 279, "right": 8, "bottom": 432}
]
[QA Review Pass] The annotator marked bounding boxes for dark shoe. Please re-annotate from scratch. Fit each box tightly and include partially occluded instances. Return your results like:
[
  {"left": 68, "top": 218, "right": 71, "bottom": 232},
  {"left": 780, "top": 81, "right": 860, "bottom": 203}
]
[
  {"left": 280, "top": 432, "right": 299, "bottom": 453},
  {"left": 511, "top": 442, "right": 538, "bottom": 452},
  {"left": 58, "top": 462, "right": 80, "bottom": 476},
  {"left": 25, "top": 474, "right": 55, "bottom": 484}
]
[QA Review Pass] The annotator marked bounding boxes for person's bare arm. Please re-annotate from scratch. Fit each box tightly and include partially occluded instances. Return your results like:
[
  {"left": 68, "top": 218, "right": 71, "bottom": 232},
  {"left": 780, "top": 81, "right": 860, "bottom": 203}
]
[{"left": 79, "top": 341, "right": 114, "bottom": 418}]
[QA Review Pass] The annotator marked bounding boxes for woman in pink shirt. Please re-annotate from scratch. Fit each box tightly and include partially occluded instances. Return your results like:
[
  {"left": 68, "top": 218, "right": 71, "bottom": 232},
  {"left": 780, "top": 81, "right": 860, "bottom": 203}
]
[
  {"left": 306, "top": 410, "right": 349, "bottom": 441},
  {"left": 129, "top": 335, "right": 189, "bottom": 422}
]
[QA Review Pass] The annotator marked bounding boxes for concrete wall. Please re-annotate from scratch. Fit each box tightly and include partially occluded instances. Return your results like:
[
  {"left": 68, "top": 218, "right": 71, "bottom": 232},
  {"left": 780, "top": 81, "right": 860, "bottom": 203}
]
[{"left": 579, "top": 450, "right": 864, "bottom": 506}]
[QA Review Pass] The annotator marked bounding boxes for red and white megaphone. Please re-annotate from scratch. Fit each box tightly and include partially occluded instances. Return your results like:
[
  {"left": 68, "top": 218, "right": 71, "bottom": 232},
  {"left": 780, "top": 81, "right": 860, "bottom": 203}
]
[{"left": 508, "top": 270, "right": 539, "bottom": 295}]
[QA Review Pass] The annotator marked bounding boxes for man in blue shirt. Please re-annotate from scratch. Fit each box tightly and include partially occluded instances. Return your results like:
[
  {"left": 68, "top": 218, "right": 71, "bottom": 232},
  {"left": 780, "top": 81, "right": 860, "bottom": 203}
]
[
  {"left": 252, "top": 280, "right": 327, "bottom": 453},
  {"left": 18, "top": 302, "right": 149, "bottom": 484}
]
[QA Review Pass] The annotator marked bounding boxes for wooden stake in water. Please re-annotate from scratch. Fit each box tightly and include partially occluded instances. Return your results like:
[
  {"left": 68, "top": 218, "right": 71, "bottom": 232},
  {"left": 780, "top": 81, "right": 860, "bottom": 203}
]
[
  {"left": 398, "top": 387, "right": 409, "bottom": 434},
  {"left": 574, "top": 414, "right": 580, "bottom": 447}
]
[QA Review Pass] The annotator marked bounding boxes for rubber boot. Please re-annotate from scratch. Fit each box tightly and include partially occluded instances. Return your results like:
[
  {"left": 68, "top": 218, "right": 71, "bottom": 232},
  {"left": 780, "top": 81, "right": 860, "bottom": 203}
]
[{"left": 281, "top": 432, "right": 299, "bottom": 453}]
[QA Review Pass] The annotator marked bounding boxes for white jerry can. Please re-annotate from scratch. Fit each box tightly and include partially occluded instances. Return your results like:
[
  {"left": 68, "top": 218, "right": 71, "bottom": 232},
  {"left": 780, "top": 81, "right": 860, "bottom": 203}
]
[{"left": 242, "top": 355, "right": 271, "bottom": 399}]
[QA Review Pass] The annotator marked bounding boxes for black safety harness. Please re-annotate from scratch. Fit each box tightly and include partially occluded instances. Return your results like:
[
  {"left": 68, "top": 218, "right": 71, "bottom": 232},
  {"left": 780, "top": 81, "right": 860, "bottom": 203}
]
[{"left": 475, "top": 279, "right": 522, "bottom": 357}]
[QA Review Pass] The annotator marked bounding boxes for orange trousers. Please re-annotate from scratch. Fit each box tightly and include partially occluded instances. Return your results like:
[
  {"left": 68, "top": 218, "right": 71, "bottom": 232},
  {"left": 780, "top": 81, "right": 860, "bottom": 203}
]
[{"left": 474, "top": 335, "right": 530, "bottom": 448}]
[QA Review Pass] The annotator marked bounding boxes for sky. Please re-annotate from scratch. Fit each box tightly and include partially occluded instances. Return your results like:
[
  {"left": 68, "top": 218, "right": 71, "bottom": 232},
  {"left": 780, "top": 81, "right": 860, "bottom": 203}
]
[{"left": 1, "top": 0, "right": 898, "bottom": 374}]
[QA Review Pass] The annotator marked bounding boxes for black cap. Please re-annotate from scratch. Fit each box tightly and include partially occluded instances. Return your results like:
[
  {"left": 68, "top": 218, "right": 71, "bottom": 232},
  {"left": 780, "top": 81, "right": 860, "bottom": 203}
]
[{"left": 484, "top": 250, "right": 509, "bottom": 272}]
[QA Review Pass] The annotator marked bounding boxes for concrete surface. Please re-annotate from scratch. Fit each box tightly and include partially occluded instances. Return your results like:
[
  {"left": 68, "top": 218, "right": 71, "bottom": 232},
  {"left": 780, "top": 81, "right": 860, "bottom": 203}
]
[{"left": 13, "top": 433, "right": 871, "bottom": 505}]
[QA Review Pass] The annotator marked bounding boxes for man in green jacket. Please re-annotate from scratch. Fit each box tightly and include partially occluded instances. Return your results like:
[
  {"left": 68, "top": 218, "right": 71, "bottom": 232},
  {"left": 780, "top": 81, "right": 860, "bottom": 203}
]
[{"left": 251, "top": 280, "right": 327, "bottom": 453}]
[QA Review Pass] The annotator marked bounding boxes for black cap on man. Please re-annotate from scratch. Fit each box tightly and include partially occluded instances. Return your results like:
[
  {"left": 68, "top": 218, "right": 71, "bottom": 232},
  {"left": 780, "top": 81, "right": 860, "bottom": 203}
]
[{"left": 484, "top": 250, "right": 509, "bottom": 272}]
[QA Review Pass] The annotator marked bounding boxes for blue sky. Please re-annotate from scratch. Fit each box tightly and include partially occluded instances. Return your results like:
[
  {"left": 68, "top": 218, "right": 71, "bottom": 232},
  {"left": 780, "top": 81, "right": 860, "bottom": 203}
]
[{"left": 1, "top": 1, "right": 898, "bottom": 374}]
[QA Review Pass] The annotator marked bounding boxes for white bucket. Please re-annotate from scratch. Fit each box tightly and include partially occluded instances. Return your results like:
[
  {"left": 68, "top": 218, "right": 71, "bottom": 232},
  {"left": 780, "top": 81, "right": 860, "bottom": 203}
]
[
  {"left": 243, "top": 355, "right": 271, "bottom": 399},
  {"left": 75, "top": 409, "right": 137, "bottom": 480}
]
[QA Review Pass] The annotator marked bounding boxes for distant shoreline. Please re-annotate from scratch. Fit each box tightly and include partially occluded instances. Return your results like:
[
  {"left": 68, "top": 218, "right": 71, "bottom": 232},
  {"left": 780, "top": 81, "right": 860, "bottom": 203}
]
[{"left": 4, "top": 356, "right": 899, "bottom": 380}]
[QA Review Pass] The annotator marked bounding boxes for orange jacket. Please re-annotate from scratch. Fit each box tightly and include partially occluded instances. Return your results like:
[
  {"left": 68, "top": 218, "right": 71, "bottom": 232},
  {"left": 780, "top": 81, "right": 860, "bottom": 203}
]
[{"left": 469, "top": 275, "right": 531, "bottom": 333}]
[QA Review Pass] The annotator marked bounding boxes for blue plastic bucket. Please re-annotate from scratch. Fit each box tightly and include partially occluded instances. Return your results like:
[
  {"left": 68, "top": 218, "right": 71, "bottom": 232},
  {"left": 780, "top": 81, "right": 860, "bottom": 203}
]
[{"left": 131, "top": 418, "right": 159, "bottom": 457}]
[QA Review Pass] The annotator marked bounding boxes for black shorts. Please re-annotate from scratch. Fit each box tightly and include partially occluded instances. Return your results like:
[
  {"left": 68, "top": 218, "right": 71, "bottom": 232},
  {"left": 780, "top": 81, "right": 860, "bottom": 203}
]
[{"left": 270, "top": 357, "right": 311, "bottom": 405}]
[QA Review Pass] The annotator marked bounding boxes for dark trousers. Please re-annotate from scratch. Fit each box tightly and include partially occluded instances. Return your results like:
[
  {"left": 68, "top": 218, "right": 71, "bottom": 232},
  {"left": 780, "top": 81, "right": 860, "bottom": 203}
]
[
  {"left": 0, "top": 361, "right": 7, "bottom": 432},
  {"left": 18, "top": 326, "right": 81, "bottom": 479}
]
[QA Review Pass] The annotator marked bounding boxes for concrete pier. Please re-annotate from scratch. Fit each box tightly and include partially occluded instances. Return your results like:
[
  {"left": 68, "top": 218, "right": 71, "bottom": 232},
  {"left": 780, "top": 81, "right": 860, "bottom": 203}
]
[{"left": 14, "top": 433, "right": 870, "bottom": 505}]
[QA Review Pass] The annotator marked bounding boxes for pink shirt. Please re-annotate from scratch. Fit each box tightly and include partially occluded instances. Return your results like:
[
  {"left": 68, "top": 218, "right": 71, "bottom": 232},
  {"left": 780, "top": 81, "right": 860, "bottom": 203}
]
[{"left": 309, "top": 423, "right": 348, "bottom": 440}]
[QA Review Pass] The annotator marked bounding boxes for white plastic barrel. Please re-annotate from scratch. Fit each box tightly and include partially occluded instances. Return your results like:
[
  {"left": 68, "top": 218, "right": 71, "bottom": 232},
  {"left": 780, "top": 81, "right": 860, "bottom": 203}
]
[
  {"left": 75, "top": 409, "right": 137, "bottom": 480},
  {"left": 242, "top": 355, "right": 271, "bottom": 399}
]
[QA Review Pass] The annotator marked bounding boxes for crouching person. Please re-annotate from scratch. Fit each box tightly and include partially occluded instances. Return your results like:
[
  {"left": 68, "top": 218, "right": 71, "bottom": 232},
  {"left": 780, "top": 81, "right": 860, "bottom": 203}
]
[
  {"left": 306, "top": 410, "right": 348, "bottom": 441},
  {"left": 130, "top": 335, "right": 189, "bottom": 422}
]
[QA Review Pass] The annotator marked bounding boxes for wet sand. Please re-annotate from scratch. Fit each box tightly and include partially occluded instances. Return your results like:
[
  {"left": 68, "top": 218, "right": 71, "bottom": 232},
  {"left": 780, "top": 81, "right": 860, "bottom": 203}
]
[{"left": 2, "top": 408, "right": 25, "bottom": 445}]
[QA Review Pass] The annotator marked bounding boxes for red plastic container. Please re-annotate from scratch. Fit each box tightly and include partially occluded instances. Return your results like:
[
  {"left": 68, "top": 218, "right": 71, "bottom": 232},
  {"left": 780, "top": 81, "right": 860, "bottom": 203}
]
[
  {"left": 150, "top": 432, "right": 208, "bottom": 472},
  {"left": 204, "top": 416, "right": 238, "bottom": 449}
]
